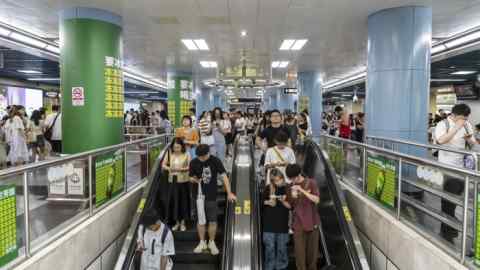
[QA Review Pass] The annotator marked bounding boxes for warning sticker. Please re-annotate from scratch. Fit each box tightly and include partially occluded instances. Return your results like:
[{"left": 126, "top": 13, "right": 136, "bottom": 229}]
[
  {"left": 343, "top": 206, "right": 352, "bottom": 222},
  {"left": 72, "top": 87, "right": 85, "bottom": 106}
]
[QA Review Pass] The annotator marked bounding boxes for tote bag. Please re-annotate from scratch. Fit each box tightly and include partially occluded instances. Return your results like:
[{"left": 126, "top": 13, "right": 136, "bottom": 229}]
[{"left": 196, "top": 183, "right": 206, "bottom": 225}]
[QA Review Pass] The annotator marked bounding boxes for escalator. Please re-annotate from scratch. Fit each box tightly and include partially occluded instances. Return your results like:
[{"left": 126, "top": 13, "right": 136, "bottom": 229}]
[{"left": 115, "top": 137, "right": 254, "bottom": 270}]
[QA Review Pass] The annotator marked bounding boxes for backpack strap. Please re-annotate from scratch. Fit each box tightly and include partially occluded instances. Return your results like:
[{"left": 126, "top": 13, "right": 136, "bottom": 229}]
[
  {"left": 161, "top": 224, "right": 169, "bottom": 244},
  {"left": 272, "top": 147, "right": 286, "bottom": 163}
]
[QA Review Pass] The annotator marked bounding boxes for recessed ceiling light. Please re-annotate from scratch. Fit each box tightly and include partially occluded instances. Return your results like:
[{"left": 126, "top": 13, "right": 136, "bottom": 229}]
[
  {"left": 279, "top": 61, "right": 289, "bottom": 68},
  {"left": 200, "top": 61, "right": 217, "bottom": 68},
  {"left": 18, "top": 70, "right": 42, "bottom": 74},
  {"left": 291, "top": 39, "right": 308, "bottom": 50},
  {"left": 193, "top": 39, "right": 209, "bottom": 50},
  {"left": 450, "top": 70, "right": 476, "bottom": 75},
  {"left": 279, "top": 40, "right": 295, "bottom": 50},
  {"left": 241, "top": 30, "right": 247, "bottom": 37},
  {"left": 181, "top": 39, "right": 198, "bottom": 50}
]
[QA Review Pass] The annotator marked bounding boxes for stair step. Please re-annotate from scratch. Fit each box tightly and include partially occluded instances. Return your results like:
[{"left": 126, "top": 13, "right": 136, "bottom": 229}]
[
  {"left": 173, "top": 228, "right": 223, "bottom": 242},
  {"left": 173, "top": 241, "right": 222, "bottom": 264},
  {"left": 173, "top": 263, "right": 218, "bottom": 270}
]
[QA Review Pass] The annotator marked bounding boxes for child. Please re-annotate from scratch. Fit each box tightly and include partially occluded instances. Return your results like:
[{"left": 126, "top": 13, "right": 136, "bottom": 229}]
[
  {"left": 162, "top": 138, "right": 191, "bottom": 231},
  {"left": 264, "top": 131, "right": 296, "bottom": 184},
  {"left": 263, "top": 169, "right": 291, "bottom": 270},
  {"left": 137, "top": 209, "right": 175, "bottom": 270}
]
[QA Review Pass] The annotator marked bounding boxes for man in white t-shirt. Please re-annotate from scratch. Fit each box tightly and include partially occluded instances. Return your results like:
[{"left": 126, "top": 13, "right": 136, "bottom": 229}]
[
  {"left": 44, "top": 105, "right": 62, "bottom": 153},
  {"left": 137, "top": 209, "right": 175, "bottom": 270},
  {"left": 265, "top": 131, "right": 296, "bottom": 184},
  {"left": 434, "top": 103, "right": 478, "bottom": 242}
]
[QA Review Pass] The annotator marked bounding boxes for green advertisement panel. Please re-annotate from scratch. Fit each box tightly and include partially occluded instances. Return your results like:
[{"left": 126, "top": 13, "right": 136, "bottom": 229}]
[
  {"left": 148, "top": 143, "right": 164, "bottom": 172},
  {"left": 366, "top": 154, "right": 397, "bottom": 208},
  {"left": 0, "top": 185, "right": 17, "bottom": 267},
  {"left": 326, "top": 143, "right": 345, "bottom": 174},
  {"left": 95, "top": 150, "right": 125, "bottom": 207},
  {"left": 167, "top": 74, "right": 193, "bottom": 127},
  {"left": 60, "top": 17, "right": 123, "bottom": 154}
]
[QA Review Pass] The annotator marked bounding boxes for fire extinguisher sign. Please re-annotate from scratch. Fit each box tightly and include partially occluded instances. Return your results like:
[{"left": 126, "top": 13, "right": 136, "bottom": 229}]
[{"left": 72, "top": 87, "right": 85, "bottom": 106}]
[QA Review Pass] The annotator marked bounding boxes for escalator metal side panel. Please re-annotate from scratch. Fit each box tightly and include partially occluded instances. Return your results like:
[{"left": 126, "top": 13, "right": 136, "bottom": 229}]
[
  {"left": 308, "top": 141, "right": 369, "bottom": 270},
  {"left": 114, "top": 144, "right": 171, "bottom": 270},
  {"left": 249, "top": 140, "right": 262, "bottom": 270}
]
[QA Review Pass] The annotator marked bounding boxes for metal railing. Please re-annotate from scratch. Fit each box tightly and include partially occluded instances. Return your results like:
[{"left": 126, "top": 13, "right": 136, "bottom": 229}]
[
  {"left": 0, "top": 134, "right": 171, "bottom": 269},
  {"left": 315, "top": 134, "right": 480, "bottom": 266},
  {"left": 124, "top": 125, "right": 169, "bottom": 141},
  {"left": 366, "top": 135, "right": 479, "bottom": 172}
]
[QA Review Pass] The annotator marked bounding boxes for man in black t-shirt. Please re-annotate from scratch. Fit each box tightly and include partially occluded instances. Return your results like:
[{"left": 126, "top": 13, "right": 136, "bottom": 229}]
[
  {"left": 189, "top": 144, "right": 237, "bottom": 255},
  {"left": 256, "top": 109, "right": 293, "bottom": 150}
]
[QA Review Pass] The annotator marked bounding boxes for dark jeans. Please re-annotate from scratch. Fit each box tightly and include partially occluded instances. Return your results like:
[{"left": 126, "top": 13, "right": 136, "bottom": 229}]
[
  {"left": 441, "top": 176, "right": 464, "bottom": 240},
  {"left": 263, "top": 232, "right": 289, "bottom": 270},
  {"left": 166, "top": 178, "right": 191, "bottom": 223},
  {"left": 50, "top": 140, "right": 62, "bottom": 153}
]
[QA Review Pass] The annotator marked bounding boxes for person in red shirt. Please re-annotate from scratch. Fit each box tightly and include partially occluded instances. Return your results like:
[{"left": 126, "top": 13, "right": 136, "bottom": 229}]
[
  {"left": 338, "top": 111, "right": 351, "bottom": 139},
  {"left": 286, "top": 164, "right": 321, "bottom": 270}
]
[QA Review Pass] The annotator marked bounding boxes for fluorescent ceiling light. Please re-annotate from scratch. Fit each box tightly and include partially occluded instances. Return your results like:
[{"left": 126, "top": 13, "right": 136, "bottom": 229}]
[
  {"left": 10, "top": 32, "right": 46, "bottom": 48},
  {"left": 450, "top": 70, "right": 476, "bottom": 75},
  {"left": 279, "top": 61, "right": 289, "bottom": 68},
  {"left": 18, "top": 70, "right": 41, "bottom": 74},
  {"left": 445, "top": 31, "right": 480, "bottom": 48},
  {"left": 241, "top": 30, "right": 247, "bottom": 37},
  {"left": 45, "top": 45, "right": 60, "bottom": 54},
  {"left": 193, "top": 39, "right": 209, "bottom": 50},
  {"left": 0, "top": 26, "right": 11, "bottom": 36},
  {"left": 200, "top": 61, "right": 217, "bottom": 68},
  {"left": 342, "top": 94, "right": 351, "bottom": 97},
  {"left": 271, "top": 61, "right": 280, "bottom": 68},
  {"left": 431, "top": 44, "right": 446, "bottom": 54},
  {"left": 279, "top": 39, "right": 295, "bottom": 50},
  {"left": 27, "top": 78, "right": 59, "bottom": 81},
  {"left": 291, "top": 39, "right": 308, "bottom": 50},
  {"left": 181, "top": 39, "right": 198, "bottom": 50},
  {"left": 323, "top": 72, "right": 366, "bottom": 89},
  {"left": 431, "top": 78, "right": 467, "bottom": 82}
]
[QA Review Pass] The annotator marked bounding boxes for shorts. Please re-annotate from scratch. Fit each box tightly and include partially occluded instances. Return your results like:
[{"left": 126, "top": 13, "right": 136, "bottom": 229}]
[{"left": 198, "top": 200, "right": 218, "bottom": 223}]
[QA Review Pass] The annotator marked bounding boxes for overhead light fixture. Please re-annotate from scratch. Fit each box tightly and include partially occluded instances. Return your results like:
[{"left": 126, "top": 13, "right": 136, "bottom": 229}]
[
  {"left": 450, "top": 70, "right": 476, "bottom": 75},
  {"left": 193, "top": 39, "right": 209, "bottom": 50},
  {"left": 181, "top": 39, "right": 198, "bottom": 50},
  {"left": 10, "top": 32, "right": 46, "bottom": 48},
  {"left": 181, "top": 39, "right": 209, "bottom": 51},
  {"left": 272, "top": 61, "right": 289, "bottom": 68},
  {"left": 27, "top": 78, "right": 59, "bottom": 81},
  {"left": 342, "top": 94, "right": 351, "bottom": 97},
  {"left": 18, "top": 70, "right": 41, "bottom": 74},
  {"left": 279, "top": 39, "right": 295, "bottom": 50},
  {"left": 445, "top": 31, "right": 480, "bottom": 49},
  {"left": 323, "top": 71, "right": 366, "bottom": 90},
  {"left": 200, "top": 61, "right": 217, "bottom": 68},
  {"left": 279, "top": 39, "right": 308, "bottom": 50},
  {"left": 431, "top": 78, "right": 467, "bottom": 82},
  {"left": 45, "top": 45, "right": 60, "bottom": 54},
  {"left": 431, "top": 44, "right": 447, "bottom": 54},
  {"left": 241, "top": 30, "right": 247, "bottom": 37},
  {"left": 291, "top": 39, "right": 308, "bottom": 50},
  {"left": 0, "top": 26, "right": 11, "bottom": 37}
]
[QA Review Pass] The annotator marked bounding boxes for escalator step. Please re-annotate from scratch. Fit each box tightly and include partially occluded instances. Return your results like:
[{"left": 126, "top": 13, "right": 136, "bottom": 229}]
[
  {"left": 173, "top": 228, "right": 223, "bottom": 242},
  {"left": 173, "top": 263, "right": 218, "bottom": 270},
  {"left": 173, "top": 241, "right": 222, "bottom": 264}
]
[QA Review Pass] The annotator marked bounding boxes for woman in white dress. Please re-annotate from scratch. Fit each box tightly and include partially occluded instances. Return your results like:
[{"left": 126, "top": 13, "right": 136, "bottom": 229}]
[{"left": 5, "top": 106, "right": 29, "bottom": 166}]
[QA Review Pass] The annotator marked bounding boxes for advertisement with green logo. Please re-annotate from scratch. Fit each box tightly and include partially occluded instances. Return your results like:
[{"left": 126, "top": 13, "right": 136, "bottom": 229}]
[
  {"left": 95, "top": 149, "right": 125, "bottom": 207},
  {"left": 0, "top": 185, "right": 17, "bottom": 267},
  {"left": 366, "top": 154, "right": 397, "bottom": 208},
  {"left": 148, "top": 144, "right": 164, "bottom": 172}
]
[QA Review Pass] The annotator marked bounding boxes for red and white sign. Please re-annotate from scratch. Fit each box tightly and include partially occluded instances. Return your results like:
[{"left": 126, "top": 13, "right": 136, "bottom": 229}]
[{"left": 72, "top": 87, "right": 85, "bottom": 106}]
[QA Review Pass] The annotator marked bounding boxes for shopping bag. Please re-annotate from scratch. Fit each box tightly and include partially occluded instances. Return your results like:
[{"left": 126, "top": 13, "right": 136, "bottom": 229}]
[{"left": 196, "top": 184, "right": 206, "bottom": 225}]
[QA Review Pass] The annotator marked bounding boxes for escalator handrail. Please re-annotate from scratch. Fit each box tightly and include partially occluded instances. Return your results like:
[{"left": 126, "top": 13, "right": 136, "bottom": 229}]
[
  {"left": 306, "top": 139, "right": 369, "bottom": 270},
  {"left": 249, "top": 139, "right": 263, "bottom": 270},
  {"left": 115, "top": 139, "right": 173, "bottom": 270}
]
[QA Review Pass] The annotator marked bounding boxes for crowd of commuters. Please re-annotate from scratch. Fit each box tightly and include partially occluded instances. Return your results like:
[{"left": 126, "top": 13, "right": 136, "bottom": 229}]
[
  {"left": 321, "top": 106, "right": 365, "bottom": 142},
  {"left": 124, "top": 108, "right": 174, "bottom": 136},
  {"left": 0, "top": 104, "right": 62, "bottom": 168}
]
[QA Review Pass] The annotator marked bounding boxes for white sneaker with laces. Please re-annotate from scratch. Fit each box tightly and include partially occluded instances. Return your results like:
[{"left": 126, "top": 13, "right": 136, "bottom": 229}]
[
  {"left": 208, "top": 240, "right": 219, "bottom": 255},
  {"left": 172, "top": 223, "right": 180, "bottom": 231},
  {"left": 194, "top": 240, "right": 207, "bottom": 253}
]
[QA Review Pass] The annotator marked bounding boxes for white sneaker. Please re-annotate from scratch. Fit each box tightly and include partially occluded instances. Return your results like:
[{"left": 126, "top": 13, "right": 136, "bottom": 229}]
[
  {"left": 208, "top": 240, "right": 219, "bottom": 255},
  {"left": 180, "top": 224, "right": 187, "bottom": 232},
  {"left": 194, "top": 240, "right": 207, "bottom": 253},
  {"left": 172, "top": 223, "right": 180, "bottom": 231}
]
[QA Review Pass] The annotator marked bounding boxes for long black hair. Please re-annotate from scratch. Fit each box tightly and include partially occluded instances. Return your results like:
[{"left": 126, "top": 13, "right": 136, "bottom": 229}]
[
  {"left": 212, "top": 107, "right": 224, "bottom": 122},
  {"left": 30, "top": 110, "right": 42, "bottom": 126}
]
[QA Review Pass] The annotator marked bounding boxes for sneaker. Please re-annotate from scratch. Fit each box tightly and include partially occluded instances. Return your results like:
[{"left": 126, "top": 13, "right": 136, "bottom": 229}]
[
  {"left": 194, "top": 240, "right": 207, "bottom": 253},
  {"left": 180, "top": 224, "right": 187, "bottom": 232},
  {"left": 208, "top": 240, "right": 219, "bottom": 255},
  {"left": 172, "top": 223, "right": 180, "bottom": 231}
]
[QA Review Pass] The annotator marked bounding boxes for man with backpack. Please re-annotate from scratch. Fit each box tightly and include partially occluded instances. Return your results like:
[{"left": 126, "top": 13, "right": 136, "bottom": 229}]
[
  {"left": 44, "top": 105, "right": 62, "bottom": 153},
  {"left": 434, "top": 103, "right": 478, "bottom": 242}
]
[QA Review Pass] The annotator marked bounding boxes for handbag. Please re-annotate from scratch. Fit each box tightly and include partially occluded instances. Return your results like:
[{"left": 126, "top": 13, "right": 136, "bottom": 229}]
[
  {"left": 45, "top": 113, "right": 59, "bottom": 141},
  {"left": 196, "top": 183, "right": 206, "bottom": 225}
]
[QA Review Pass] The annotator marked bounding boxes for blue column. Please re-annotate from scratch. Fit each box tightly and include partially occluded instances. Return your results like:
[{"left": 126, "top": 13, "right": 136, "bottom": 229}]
[
  {"left": 366, "top": 6, "right": 431, "bottom": 144},
  {"left": 298, "top": 72, "right": 323, "bottom": 136},
  {"left": 278, "top": 93, "right": 296, "bottom": 112},
  {"left": 196, "top": 88, "right": 213, "bottom": 118}
]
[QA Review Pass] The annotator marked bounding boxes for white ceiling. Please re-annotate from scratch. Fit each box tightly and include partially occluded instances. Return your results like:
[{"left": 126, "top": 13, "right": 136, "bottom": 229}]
[{"left": 0, "top": 0, "right": 480, "bottom": 84}]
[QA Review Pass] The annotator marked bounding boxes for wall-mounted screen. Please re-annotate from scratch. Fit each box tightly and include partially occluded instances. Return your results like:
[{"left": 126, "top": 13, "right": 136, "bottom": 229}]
[{"left": 454, "top": 83, "right": 479, "bottom": 100}]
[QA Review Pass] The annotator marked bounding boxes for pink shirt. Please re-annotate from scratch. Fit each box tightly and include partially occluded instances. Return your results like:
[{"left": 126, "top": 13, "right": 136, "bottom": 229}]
[{"left": 289, "top": 178, "right": 321, "bottom": 232}]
